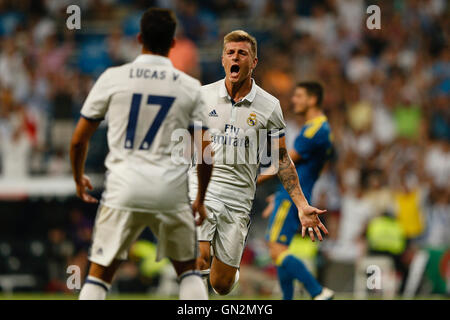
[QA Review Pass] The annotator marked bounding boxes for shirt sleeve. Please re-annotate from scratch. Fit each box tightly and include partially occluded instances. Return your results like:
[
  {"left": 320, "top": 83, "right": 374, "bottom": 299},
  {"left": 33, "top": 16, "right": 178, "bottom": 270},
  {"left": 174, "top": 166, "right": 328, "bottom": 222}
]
[
  {"left": 267, "top": 101, "right": 286, "bottom": 139},
  {"left": 189, "top": 87, "right": 208, "bottom": 130},
  {"left": 80, "top": 69, "right": 112, "bottom": 121}
]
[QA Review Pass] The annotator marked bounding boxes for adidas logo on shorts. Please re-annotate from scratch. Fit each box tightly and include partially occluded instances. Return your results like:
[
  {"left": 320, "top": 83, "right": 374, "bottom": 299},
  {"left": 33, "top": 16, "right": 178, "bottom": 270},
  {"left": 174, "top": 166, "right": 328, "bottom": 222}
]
[{"left": 209, "top": 109, "right": 218, "bottom": 117}]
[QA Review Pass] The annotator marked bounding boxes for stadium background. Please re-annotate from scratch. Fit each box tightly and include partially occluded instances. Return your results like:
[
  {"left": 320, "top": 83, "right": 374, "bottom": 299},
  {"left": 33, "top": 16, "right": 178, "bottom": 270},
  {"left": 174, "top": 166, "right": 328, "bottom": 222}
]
[{"left": 0, "top": 0, "right": 448, "bottom": 299}]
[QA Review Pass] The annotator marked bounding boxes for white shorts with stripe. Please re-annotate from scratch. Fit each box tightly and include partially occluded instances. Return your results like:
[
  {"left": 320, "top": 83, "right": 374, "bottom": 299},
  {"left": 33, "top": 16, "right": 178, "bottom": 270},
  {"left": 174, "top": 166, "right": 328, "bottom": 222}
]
[
  {"left": 197, "top": 199, "right": 251, "bottom": 268},
  {"left": 89, "top": 204, "right": 197, "bottom": 267}
]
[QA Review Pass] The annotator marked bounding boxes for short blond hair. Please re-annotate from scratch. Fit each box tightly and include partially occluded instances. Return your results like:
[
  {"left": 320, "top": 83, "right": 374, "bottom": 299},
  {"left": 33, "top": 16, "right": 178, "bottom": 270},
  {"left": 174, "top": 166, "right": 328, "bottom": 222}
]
[{"left": 223, "top": 30, "right": 257, "bottom": 58}]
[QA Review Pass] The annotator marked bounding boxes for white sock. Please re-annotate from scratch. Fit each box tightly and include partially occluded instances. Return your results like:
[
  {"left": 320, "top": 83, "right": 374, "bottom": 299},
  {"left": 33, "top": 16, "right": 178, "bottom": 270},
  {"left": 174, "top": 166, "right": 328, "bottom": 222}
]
[
  {"left": 79, "top": 276, "right": 111, "bottom": 300},
  {"left": 179, "top": 270, "right": 208, "bottom": 300},
  {"left": 232, "top": 269, "right": 240, "bottom": 290}
]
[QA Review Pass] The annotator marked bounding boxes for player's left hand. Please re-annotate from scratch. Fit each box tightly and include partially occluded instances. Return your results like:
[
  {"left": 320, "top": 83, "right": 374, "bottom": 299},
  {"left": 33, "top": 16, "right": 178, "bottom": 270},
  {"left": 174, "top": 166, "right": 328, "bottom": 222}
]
[
  {"left": 75, "top": 175, "right": 98, "bottom": 204},
  {"left": 298, "top": 205, "right": 328, "bottom": 242},
  {"left": 191, "top": 199, "right": 207, "bottom": 226}
]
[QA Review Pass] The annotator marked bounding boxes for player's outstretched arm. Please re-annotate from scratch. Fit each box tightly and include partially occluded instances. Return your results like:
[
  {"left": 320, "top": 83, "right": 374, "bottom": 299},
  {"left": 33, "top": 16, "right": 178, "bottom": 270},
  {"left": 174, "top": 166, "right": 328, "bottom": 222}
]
[
  {"left": 257, "top": 148, "right": 301, "bottom": 185},
  {"left": 191, "top": 128, "right": 213, "bottom": 226},
  {"left": 70, "top": 117, "right": 101, "bottom": 204},
  {"left": 274, "top": 136, "right": 328, "bottom": 241}
]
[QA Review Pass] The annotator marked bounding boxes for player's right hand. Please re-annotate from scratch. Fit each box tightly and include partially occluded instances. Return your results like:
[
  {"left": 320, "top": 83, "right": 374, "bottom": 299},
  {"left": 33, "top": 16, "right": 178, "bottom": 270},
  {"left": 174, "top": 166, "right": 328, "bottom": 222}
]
[
  {"left": 191, "top": 199, "right": 207, "bottom": 226},
  {"left": 298, "top": 205, "right": 328, "bottom": 242},
  {"left": 75, "top": 175, "right": 98, "bottom": 204}
]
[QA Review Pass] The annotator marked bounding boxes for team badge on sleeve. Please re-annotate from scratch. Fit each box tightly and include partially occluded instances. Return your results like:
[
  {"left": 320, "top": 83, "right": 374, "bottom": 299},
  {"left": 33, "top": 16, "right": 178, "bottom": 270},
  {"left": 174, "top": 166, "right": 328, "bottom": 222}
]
[{"left": 247, "top": 113, "right": 257, "bottom": 126}]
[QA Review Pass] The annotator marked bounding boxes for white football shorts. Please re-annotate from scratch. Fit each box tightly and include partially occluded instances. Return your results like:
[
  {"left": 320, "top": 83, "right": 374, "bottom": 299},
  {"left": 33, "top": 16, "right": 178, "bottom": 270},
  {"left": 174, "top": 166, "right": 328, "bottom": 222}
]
[
  {"left": 89, "top": 204, "right": 197, "bottom": 267},
  {"left": 198, "top": 199, "right": 251, "bottom": 268}
]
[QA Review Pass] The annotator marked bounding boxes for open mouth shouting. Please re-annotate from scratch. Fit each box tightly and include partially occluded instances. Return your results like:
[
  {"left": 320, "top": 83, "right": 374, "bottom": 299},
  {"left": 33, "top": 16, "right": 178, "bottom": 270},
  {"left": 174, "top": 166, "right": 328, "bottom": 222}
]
[{"left": 230, "top": 64, "right": 240, "bottom": 79}]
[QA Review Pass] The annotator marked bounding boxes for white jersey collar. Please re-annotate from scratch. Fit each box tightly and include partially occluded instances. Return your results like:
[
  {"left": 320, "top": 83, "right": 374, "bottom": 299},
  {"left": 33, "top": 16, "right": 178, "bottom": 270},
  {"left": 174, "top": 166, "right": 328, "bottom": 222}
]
[
  {"left": 219, "top": 78, "right": 257, "bottom": 105},
  {"left": 133, "top": 54, "right": 173, "bottom": 66}
]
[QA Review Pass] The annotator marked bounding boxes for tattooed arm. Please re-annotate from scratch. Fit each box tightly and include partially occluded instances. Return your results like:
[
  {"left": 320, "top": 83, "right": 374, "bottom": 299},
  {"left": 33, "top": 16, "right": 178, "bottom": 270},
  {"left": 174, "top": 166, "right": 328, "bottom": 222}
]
[
  {"left": 257, "top": 147, "right": 301, "bottom": 185},
  {"left": 276, "top": 143, "right": 309, "bottom": 209},
  {"left": 264, "top": 136, "right": 328, "bottom": 241}
]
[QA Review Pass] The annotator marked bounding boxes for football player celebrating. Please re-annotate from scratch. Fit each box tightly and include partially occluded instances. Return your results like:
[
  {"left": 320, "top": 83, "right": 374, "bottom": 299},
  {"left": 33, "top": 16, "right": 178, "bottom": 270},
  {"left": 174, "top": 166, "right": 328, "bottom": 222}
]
[{"left": 189, "top": 30, "right": 327, "bottom": 296}]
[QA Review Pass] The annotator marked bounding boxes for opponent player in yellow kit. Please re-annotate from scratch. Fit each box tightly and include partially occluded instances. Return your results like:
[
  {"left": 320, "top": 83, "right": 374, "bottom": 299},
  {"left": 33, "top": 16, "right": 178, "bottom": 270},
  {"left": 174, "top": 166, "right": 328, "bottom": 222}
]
[{"left": 259, "top": 82, "right": 334, "bottom": 300}]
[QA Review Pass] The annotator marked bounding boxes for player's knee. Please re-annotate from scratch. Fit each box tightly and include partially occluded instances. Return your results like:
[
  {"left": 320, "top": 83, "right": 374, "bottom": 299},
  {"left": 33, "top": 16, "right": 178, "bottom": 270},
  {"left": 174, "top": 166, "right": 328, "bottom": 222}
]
[
  {"left": 171, "top": 259, "right": 197, "bottom": 277},
  {"left": 210, "top": 277, "right": 233, "bottom": 295}
]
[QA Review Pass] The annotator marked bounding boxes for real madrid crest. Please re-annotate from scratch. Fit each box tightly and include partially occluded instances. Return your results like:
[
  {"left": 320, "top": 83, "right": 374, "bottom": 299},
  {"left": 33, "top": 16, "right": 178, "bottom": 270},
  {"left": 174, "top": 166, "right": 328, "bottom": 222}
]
[{"left": 247, "top": 112, "right": 257, "bottom": 126}]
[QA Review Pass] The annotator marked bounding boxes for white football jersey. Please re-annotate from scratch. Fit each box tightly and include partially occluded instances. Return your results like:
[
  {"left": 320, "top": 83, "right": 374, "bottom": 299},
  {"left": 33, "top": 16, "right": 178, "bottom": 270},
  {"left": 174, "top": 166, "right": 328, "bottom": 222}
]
[
  {"left": 189, "top": 79, "right": 286, "bottom": 213},
  {"left": 81, "top": 54, "right": 206, "bottom": 213}
]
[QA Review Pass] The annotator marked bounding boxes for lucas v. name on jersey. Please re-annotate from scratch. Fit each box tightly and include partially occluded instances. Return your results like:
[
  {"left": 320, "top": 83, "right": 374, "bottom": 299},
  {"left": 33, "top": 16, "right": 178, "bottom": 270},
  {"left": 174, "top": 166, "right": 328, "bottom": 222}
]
[{"left": 129, "top": 68, "right": 180, "bottom": 81}]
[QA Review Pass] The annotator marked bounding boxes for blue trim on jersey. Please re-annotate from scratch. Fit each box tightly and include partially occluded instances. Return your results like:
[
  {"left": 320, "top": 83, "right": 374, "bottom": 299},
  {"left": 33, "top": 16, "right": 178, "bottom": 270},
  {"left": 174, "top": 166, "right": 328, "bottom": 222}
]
[{"left": 80, "top": 113, "right": 104, "bottom": 122}]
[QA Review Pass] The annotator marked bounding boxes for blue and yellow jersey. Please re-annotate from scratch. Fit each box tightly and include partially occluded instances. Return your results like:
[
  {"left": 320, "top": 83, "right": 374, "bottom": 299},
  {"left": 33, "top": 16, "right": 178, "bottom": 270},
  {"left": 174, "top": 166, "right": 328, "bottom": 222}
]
[
  {"left": 266, "top": 115, "right": 333, "bottom": 246},
  {"left": 276, "top": 115, "right": 333, "bottom": 203}
]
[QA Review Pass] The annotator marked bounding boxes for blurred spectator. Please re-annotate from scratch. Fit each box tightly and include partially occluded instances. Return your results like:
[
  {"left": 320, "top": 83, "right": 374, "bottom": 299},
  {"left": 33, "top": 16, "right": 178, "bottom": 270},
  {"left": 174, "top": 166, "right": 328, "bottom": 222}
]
[
  {"left": 345, "top": 46, "right": 374, "bottom": 83},
  {"left": 239, "top": 239, "right": 277, "bottom": 297},
  {"left": 423, "top": 186, "right": 450, "bottom": 248},
  {"left": 67, "top": 208, "right": 92, "bottom": 254},
  {"left": 363, "top": 170, "right": 393, "bottom": 217},
  {"left": 372, "top": 86, "right": 397, "bottom": 146},
  {"left": 393, "top": 99, "right": 423, "bottom": 141},
  {"left": 0, "top": 37, "right": 30, "bottom": 101},
  {"left": 0, "top": 88, "right": 35, "bottom": 178},
  {"left": 169, "top": 26, "right": 201, "bottom": 78},
  {"left": 46, "top": 228, "right": 74, "bottom": 292},
  {"left": 323, "top": 155, "right": 374, "bottom": 262},
  {"left": 107, "top": 27, "right": 140, "bottom": 65},
  {"left": 294, "top": 3, "right": 337, "bottom": 52},
  {"left": 175, "top": 0, "right": 207, "bottom": 43},
  {"left": 365, "top": 210, "right": 408, "bottom": 291},
  {"left": 393, "top": 168, "right": 427, "bottom": 241},
  {"left": 115, "top": 240, "right": 170, "bottom": 294},
  {"left": 335, "top": 0, "right": 364, "bottom": 39},
  {"left": 429, "top": 94, "right": 450, "bottom": 141},
  {"left": 424, "top": 141, "right": 450, "bottom": 189},
  {"left": 34, "top": 32, "right": 73, "bottom": 78}
]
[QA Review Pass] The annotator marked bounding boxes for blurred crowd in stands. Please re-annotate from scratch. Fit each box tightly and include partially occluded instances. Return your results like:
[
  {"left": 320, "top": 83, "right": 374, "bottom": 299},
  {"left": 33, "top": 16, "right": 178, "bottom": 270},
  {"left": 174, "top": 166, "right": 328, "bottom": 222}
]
[{"left": 0, "top": 0, "right": 448, "bottom": 297}]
